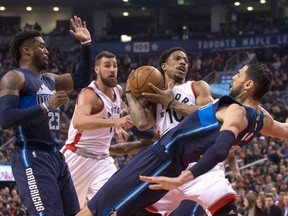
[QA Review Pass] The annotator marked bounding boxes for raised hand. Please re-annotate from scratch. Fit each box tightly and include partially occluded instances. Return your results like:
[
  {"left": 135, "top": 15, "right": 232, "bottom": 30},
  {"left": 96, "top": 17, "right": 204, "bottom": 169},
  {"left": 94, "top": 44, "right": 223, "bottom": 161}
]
[{"left": 69, "top": 15, "right": 91, "bottom": 43}]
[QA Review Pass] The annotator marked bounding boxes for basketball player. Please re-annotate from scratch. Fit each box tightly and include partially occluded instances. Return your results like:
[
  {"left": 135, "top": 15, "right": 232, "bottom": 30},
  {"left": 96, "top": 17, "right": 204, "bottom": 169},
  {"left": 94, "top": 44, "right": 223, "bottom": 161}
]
[
  {"left": 129, "top": 47, "right": 240, "bottom": 216},
  {"left": 60, "top": 51, "right": 134, "bottom": 208},
  {"left": 77, "top": 61, "right": 288, "bottom": 216},
  {"left": 0, "top": 16, "right": 92, "bottom": 215}
]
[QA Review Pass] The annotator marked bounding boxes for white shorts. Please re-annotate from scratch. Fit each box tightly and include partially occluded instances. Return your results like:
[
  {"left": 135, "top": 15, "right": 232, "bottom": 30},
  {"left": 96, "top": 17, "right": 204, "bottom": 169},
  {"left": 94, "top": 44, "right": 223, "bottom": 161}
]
[
  {"left": 62, "top": 149, "right": 117, "bottom": 208},
  {"left": 148, "top": 163, "right": 237, "bottom": 216}
]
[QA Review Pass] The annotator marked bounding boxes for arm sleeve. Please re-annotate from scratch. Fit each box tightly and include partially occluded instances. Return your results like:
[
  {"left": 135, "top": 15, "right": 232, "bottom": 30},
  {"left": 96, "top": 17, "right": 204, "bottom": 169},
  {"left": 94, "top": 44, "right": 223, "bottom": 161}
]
[
  {"left": 71, "top": 45, "right": 92, "bottom": 90},
  {"left": 189, "top": 130, "right": 236, "bottom": 178},
  {"left": 0, "top": 95, "right": 44, "bottom": 129}
]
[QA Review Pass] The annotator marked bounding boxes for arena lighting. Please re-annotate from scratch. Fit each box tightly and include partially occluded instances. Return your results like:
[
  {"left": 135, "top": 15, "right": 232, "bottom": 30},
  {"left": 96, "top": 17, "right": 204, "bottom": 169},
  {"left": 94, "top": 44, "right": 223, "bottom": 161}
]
[
  {"left": 247, "top": 6, "right": 253, "bottom": 11},
  {"left": 26, "top": 6, "right": 32, "bottom": 11},
  {"left": 122, "top": 0, "right": 129, "bottom": 2},
  {"left": 0, "top": 6, "right": 5, "bottom": 11},
  {"left": 53, "top": 7, "right": 60, "bottom": 12},
  {"left": 234, "top": 2, "right": 240, "bottom": 6},
  {"left": 260, "top": 0, "right": 266, "bottom": 4},
  {"left": 123, "top": 12, "right": 129, "bottom": 16},
  {"left": 121, "top": 35, "right": 132, "bottom": 42}
]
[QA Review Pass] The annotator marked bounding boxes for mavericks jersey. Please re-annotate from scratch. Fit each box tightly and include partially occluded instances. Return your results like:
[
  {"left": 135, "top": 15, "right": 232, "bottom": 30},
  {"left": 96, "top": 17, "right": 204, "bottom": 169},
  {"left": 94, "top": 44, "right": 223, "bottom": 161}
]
[
  {"left": 157, "top": 95, "right": 264, "bottom": 170},
  {"left": 65, "top": 81, "right": 121, "bottom": 155},
  {"left": 14, "top": 68, "right": 61, "bottom": 148},
  {"left": 156, "top": 81, "right": 196, "bottom": 136}
]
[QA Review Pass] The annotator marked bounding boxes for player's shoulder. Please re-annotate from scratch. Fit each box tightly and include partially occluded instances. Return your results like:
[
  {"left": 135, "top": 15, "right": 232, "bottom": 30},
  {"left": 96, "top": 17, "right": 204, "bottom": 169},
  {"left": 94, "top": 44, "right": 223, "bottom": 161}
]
[
  {"left": 189, "top": 80, "right": 210, "bottom": 90},
  {"left": 1, "top": 69, "right": 25, "bottom": 84},
  {"left": 116, "top": 84, "right": 123, "bottom": 95},
  {"left": 0, "top": 69, "right": 25, "bottom": 93}
]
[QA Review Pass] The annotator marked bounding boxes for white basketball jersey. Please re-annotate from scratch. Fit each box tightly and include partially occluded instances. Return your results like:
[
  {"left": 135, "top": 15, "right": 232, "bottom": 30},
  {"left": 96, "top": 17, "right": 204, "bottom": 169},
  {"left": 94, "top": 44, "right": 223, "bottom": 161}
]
[
  {"left": 156, "top": 81, "right": 196, "bottom": 136},
  {"left": 65, "top": 81, "right": 121, "bottom": 155}
]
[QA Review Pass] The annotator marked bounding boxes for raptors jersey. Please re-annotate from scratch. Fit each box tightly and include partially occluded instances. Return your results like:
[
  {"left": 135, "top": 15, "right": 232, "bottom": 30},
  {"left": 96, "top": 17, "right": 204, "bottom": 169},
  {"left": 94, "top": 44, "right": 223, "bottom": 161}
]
[
  {"left": 65, "top": 81, "right": 121, "bottom": 155},
  {"left": 156, "top": 81, "right": 196, "bottom": 136}
]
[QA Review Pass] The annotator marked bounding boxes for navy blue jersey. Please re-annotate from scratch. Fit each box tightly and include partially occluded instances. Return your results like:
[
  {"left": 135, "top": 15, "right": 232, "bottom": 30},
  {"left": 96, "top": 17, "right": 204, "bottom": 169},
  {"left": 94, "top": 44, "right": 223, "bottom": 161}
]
[
  {"left": 158, "top": 95, "right": 264, "bottom": 170},
  {"left": 87, "top": 95, "right": 264, "bottom": 216},
  {"left": 15, "top": 68, "right": 62, "bottom": 148},
  {"left": 10, "top": 68, "right": 80, "bottom": 215}
]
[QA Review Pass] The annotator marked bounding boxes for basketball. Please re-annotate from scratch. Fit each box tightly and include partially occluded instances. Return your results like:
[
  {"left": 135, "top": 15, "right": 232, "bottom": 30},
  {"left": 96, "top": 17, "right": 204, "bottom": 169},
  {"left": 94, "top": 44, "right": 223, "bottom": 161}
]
[{"left": 127, "top": 65, "right": 165, "bottom": 99}]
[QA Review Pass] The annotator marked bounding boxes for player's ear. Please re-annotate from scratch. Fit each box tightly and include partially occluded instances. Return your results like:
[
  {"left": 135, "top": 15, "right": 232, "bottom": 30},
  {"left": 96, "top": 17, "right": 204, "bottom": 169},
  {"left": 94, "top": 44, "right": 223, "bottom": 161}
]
[
  {"left": 245, "top": 80, "right": 253, "bottom": 89},
  {"left": 22, "top": 47, "right": 31, "bottom": 56},
  {"left": 94, "top": 65, "right": 99, "bottom": 73},
  {"left": 161, "top": 63, "right": 166, "bottom": 71}
]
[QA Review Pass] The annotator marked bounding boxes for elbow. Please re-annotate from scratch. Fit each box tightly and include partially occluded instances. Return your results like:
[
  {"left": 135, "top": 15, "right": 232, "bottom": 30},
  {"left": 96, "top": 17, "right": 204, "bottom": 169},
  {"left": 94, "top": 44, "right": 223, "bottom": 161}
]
[{"left": 72, "top": 119, "right": 83, "bottom": 130}]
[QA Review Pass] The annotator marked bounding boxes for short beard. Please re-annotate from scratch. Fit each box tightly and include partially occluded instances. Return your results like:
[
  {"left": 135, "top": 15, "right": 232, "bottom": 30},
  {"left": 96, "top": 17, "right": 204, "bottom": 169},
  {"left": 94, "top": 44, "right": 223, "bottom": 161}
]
[
  {"left": 229, "top": 85, "right": 243, "bottom": 98},
  {"left": 100, "top": 74, "right": 117, "bottom": 87},
  {"left": 32, "top": 55, "right": 47, "bottom": 71}
]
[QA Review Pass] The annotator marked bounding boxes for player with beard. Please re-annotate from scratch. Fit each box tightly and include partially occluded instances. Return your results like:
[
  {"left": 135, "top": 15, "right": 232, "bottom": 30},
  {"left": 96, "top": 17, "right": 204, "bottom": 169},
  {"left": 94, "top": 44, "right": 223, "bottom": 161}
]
[
  {"left": 0, "top": 16, "right": 91, "bottom": 215},
  {"left": 60, "top": 51, "right": 134, "bottom": 208},
  {"left": 76, "top": 61, "right": 288, "bottom": 216}
]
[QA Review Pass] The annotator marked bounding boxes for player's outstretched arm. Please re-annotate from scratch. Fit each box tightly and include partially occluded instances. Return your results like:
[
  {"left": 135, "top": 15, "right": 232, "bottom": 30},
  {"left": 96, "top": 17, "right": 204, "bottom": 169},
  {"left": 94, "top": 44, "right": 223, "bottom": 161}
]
[
  {"left": 52, "top": 15, "right": 92, "bottom": 93},
  {"left": 260, "top": 106, "right": 288, "bottom": 139},
  {"left": 140, "top": 104, "right": 247, "bottom": 190}
]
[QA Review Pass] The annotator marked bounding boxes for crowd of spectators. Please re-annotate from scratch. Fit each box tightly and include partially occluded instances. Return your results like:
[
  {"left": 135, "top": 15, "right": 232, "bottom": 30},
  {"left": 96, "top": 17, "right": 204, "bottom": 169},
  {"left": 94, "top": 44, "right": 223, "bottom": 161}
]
[{"left": 0, "top": 37, "right": 288, "bottom": 215}]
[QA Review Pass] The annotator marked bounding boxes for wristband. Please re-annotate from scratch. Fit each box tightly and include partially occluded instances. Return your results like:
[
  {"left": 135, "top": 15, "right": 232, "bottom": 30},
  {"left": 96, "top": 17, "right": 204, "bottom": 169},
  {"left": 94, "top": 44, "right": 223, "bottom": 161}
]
[
  {"left": 44, "top": 102, "right": 53, "bottom": 111},
  {"left": 42, "top": 103, "right": 49, "bottom": 113},
  {"left": 80, "top": 39, "right": 91, "bottom": 45},
  {"left": 125, "top": 90, "right": 131, "bottom": 94},
  {"left": 120, "top": 109, "right": 129, "bottom": 116}
]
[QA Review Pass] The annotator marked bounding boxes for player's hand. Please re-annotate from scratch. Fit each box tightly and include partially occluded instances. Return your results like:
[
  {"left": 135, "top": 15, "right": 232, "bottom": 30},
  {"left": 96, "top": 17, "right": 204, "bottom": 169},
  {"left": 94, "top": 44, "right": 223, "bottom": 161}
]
[
  {"left": 115, "top": 115, "right": 134, "bottom": 129},
  {"left": 69, "top": 15, "right": 91, "bottom": 43},
  {"left": 115, "top": 127, "right": 129, "bottom": 142},
  {"left": 48, "top": 91, "right": 70, "bottom": 109},
  {"left": 142, "top": 81, "right": 174, "bottom": 107},
  {"left": 139, "top": 175, "right": 182, "bottom": 190}
]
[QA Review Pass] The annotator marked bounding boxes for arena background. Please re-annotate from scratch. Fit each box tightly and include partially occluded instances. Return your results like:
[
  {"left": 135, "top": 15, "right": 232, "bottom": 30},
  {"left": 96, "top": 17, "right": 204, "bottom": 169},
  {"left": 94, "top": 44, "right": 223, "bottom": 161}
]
[{"left": 0, "top": 0, "right": 288, "bottom": 215}]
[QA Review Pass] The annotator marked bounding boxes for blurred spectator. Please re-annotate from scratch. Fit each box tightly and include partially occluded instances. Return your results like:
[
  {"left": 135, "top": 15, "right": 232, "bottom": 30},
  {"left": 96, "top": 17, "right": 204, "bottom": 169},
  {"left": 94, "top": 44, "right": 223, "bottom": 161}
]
[
  {"left": 262, "top": 194, "right": 282, "bottom": 216},
  {"left": 254, "top": 196, "right": 265, "bottom": 216}
]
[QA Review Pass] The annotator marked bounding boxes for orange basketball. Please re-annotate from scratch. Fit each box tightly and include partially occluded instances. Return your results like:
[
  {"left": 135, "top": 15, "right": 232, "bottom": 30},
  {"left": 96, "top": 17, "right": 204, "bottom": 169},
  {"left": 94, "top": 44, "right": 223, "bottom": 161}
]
[{"left": 127, "top": 66, "right": 165, "bottom": 99}]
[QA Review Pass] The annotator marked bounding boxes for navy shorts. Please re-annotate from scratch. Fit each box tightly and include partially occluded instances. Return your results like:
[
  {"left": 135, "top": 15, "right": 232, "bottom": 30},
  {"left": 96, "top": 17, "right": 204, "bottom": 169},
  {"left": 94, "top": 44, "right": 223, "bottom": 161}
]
[
  {"left": 11, "top": 146, "right": 80, "bottom": 216},
  {"left": 88, "top": 144, "right": 181, "bottom": 216}
]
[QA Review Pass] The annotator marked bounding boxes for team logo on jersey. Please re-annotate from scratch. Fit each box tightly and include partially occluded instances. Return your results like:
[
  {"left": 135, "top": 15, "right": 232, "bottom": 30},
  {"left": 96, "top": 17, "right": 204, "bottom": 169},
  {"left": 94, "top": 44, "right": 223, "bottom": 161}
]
[
  {"left": 36, "top": 84, "right": 55, "bottom": 104},
  {"left": 36, "top": 84, "right": 55, "bottom": 95}
]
